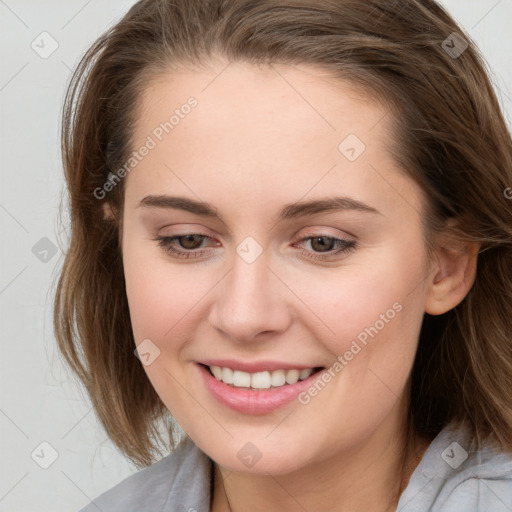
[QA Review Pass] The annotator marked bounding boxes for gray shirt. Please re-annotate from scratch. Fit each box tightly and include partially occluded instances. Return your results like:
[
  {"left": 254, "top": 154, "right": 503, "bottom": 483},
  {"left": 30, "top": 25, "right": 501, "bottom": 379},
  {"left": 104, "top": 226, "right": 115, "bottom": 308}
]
[{"left": 78, "top": 421, "right": 512, "bottom": 511}]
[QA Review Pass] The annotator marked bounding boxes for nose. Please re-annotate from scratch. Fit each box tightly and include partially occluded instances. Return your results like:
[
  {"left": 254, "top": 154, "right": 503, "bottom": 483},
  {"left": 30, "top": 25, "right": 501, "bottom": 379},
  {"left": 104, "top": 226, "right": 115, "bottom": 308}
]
[{"left": 208, "top": 247, "right": 292, "bottom": 344}]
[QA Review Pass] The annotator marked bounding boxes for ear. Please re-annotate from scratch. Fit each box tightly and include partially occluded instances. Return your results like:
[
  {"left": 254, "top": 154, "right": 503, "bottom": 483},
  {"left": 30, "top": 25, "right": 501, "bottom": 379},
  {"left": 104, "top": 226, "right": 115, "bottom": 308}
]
[
  {"left": 424, "top": 222, "right": 480, "bottom": 316},
  {"left": 101, "top": 201, "right": 124, "bottom": 247},
  {"left": 102, "top": 201, "right": 116, "bottom": 220}
]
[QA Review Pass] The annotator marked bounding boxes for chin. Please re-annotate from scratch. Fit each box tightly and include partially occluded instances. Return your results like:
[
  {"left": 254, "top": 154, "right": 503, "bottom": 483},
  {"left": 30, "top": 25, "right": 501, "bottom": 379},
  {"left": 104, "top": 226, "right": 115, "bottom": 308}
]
[{"left": 193, "top": 432, "right": 320, "bottom": 475}]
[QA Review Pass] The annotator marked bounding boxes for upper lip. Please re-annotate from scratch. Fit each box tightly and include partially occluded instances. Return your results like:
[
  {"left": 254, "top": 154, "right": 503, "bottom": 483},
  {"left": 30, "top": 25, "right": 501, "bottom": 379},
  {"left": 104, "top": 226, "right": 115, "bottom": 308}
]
[{"left": 199, "top": 359, "right": 323, "bottom": 373}]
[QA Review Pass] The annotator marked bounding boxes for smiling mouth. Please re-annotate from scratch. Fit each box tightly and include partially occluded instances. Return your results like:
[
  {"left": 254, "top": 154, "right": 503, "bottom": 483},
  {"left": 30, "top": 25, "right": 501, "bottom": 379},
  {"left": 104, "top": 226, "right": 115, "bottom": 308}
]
[{"left": 202, "top": 364, "right": 324, "bottom": 390}]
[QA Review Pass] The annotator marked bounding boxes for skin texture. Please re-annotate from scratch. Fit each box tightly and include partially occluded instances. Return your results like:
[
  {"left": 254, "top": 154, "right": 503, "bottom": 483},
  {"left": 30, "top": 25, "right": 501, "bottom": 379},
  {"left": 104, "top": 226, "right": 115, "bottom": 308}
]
[{"left": 117, "top": 60, "right": 478, "bottom": 512}]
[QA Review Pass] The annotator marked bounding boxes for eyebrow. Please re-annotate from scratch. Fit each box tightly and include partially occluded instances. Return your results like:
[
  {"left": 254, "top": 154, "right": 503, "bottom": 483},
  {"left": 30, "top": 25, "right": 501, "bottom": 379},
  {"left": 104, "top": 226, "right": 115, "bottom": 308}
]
[{"left": 138, "top": 195, "right": 381, "bottom": 221}]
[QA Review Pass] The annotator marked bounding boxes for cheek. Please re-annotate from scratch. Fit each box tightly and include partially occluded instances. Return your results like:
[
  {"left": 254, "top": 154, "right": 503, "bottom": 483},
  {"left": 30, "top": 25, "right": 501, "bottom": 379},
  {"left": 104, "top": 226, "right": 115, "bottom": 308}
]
[
  {"left": 293, "top": 242, "right": 426, "bottom": 406},
  {"left": 124, "top": 261, "right": 172, "bottom": 343},
  {"left": 289, "top": 249, "right": 423, "bottom": 353},
  {"left": 123, "top": 248, "right": 207, "bottom": 410},
  {"left": 123, "top": 239, "right": 217, "bottom": 352}
]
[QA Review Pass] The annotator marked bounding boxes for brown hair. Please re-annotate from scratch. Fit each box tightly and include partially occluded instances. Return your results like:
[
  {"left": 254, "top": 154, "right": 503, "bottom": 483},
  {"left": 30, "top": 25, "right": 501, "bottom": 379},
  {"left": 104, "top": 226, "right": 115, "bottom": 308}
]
[{"left": 54, "top": 0, "right": 512, "bottom": 468}]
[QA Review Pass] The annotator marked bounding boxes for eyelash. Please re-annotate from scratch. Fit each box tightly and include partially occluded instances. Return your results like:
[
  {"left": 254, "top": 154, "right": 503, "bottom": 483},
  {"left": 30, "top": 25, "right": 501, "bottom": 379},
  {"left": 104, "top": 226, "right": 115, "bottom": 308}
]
[{"left": 152, "top": 233, "right": 356, "bottom": 261}]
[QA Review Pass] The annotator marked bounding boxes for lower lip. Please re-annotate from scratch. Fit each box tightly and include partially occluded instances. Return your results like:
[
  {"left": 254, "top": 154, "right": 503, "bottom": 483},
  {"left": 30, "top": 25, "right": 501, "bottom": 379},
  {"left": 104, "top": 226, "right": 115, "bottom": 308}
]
[{"left": 198, "top": 364, "right": 323, "bottom": 415}]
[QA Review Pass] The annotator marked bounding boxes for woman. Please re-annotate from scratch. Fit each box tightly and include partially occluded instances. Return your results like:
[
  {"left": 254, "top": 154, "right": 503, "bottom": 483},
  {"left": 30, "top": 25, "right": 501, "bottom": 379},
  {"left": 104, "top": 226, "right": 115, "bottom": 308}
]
[{"left": 55, "top": 0, "right": 512, "bottom": 510}]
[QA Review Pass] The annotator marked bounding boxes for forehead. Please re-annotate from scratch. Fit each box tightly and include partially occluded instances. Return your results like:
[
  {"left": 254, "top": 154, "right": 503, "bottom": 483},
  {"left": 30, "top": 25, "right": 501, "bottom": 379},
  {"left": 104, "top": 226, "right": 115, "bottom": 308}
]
[
  {"left": 135, "top": 61, "right": 391, "bottom": 143},
  {"left": 124, "top": 61, "right": 419, "bottom": 219}
]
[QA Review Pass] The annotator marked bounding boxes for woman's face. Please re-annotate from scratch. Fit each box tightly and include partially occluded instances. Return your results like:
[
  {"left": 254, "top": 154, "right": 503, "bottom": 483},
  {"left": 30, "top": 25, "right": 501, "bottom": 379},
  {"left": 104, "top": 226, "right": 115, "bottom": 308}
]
[{"left": 121, "top": 60, "right": 433, "bottom": 474}]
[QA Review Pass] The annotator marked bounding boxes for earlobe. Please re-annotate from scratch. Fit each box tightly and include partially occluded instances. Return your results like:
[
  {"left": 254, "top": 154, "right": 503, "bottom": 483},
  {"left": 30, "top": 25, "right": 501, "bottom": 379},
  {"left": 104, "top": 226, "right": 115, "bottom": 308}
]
[{"left": 424, "top": 237, "right": 480, "bottom": 316}]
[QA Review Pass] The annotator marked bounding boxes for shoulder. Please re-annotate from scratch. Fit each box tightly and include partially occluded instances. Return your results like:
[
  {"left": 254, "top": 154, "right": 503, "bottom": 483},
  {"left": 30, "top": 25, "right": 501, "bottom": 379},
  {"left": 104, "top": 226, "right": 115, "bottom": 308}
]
[
  {"left": 78, "top": 436, "right": 212, "bottom": 512},
  {"left": 397, "top": 421, "right": 512, "bottom": 512},
  {"left": 434, "top": 443, "right": 512, "bottom": 511}
]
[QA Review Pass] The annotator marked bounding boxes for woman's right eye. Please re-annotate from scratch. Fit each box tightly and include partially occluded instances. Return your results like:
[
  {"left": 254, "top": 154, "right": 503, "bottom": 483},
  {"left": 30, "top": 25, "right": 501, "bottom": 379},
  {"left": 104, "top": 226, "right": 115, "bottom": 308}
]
[{"left": 153, "top": 234, "right": 214, "bottom": 259}]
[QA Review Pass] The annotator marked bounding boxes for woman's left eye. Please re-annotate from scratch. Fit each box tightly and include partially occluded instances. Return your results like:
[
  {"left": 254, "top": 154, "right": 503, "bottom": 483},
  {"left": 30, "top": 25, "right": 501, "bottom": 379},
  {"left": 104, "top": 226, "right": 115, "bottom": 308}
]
[
  {"left": 153, "top": 233, "right": 356, "bottom": 261},
  {"left": 295, "top": 235, "right": 356, "bottom": 260}
]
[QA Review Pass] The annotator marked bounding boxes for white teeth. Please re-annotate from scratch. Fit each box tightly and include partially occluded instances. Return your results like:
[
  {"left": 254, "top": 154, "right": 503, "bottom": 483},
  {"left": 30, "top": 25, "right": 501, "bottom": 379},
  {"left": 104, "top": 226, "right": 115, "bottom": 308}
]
[
  {"left": 233, "top": 370, "right": 251, "bottom": 388},
  {"left": 211, "top": 366, "right": 223, "bottom": 380},
  {"left": 208, "top": 365, "right": 316, "bottom": 389},
  {"left": 221, "top": 367, "right": 234, "bottom": 384},
  {"left": 271, "top": 369, "right": 286, "bottom": 387},
  {"left": 299, "top": 368, "right": 313, "bottom": 380},
  {"left": 251, "top": 371, "right": 271, "bottom": 389},
  {"left": 285, "top": 369, "right": 300, "bottom": 385}
]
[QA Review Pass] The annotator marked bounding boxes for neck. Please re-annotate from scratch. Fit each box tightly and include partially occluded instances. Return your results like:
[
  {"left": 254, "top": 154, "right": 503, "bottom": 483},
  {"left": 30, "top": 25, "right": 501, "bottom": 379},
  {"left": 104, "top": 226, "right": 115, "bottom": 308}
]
[{"left": 210, "top": 410, "right": 430, "bottom": 512}]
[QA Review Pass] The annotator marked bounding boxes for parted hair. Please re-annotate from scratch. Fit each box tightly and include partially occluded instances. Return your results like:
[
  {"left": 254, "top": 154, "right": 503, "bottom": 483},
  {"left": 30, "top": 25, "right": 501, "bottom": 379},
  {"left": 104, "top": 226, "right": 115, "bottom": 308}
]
[{"left": 54, "top": 0, "right": 512, "bottom": 468}]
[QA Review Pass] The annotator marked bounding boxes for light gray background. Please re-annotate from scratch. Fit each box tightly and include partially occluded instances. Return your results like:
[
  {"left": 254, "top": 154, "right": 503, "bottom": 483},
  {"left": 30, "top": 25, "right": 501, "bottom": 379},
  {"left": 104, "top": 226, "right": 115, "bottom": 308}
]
[{"left": 1, "top": 1, "right": 511, "bottom": 510}]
